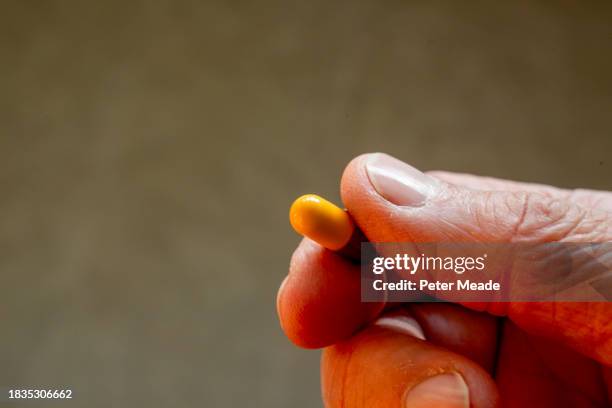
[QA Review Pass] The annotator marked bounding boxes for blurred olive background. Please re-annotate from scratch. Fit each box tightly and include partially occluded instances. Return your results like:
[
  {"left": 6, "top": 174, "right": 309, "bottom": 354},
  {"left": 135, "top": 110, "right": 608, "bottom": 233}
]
[{"left": 1, "top": 1, "right": 611, "bottom": 407}]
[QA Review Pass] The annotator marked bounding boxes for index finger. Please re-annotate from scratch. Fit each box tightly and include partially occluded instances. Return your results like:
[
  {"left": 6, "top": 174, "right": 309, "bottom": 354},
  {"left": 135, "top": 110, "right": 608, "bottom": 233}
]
[{"left": 277, "top": 238, "right": 383, "bottom": 348}]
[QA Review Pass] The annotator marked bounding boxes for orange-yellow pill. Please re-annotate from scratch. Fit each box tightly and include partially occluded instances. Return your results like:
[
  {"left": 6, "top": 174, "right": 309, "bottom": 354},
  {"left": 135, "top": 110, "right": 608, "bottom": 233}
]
[{"left": 289, "top": 194, "right": 355, "bottom": 251}]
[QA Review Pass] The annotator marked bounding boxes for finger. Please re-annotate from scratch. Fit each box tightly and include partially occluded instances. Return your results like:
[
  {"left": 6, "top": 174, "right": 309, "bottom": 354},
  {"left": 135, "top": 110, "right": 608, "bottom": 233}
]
[
  {"left": 340, "top": 153, "right": 612, "bottom": 364},
  {"left": 322, "top": 309, "right": 499, "bottom": 408},
  {"left": 277, "top": 238, "right": 384, "bottom": 348},
  {"left": 428, "top": 171, "right": 612, "bottom": 213},
  {"left": 495, "top": 321, "right": 608, "bottom": 407},
  {"left": 407, "top": 303, "right": 499, "bottom": 373},
  {"left": 341, "top": 153, "right": 610, "bottom": 244}
]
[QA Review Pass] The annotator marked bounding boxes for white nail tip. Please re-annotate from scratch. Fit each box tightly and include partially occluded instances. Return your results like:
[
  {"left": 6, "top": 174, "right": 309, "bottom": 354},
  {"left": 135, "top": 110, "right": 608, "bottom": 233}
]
[{"left": 375, "top": 315, "right": 426, "bottom": 340}]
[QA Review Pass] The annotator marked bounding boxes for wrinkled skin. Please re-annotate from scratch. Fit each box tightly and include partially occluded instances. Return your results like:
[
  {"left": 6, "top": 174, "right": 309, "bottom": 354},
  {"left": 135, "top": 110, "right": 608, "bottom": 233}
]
[{"left": 278, "top": 153, "right": 612, "bottom": 407}]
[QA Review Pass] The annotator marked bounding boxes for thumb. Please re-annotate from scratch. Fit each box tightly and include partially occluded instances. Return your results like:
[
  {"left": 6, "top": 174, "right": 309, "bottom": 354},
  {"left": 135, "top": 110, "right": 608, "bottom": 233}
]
[
  {"left": 341, "top": 153, "right": 610, "bottom": 244},
  {"left": 340, "top": 153, "right": 612, "bottom": 364}
]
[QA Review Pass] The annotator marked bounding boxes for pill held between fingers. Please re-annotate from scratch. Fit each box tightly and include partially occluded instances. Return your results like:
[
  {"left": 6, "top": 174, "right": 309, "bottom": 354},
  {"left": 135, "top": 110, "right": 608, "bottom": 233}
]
[{"left": 289, "top": 194, "right": 355, "bottom": 251}]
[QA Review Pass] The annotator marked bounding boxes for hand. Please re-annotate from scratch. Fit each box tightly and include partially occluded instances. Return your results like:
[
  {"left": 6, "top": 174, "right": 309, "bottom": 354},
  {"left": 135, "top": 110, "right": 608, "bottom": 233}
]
[{"left": 277, "top": 153, "right": 612, "bottom": 407}]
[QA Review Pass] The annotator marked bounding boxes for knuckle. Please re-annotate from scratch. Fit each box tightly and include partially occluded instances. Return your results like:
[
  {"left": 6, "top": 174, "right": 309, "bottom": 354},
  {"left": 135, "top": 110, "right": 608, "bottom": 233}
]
[{"left": 505, "top": 192, "right": 611, "bottom": 242}]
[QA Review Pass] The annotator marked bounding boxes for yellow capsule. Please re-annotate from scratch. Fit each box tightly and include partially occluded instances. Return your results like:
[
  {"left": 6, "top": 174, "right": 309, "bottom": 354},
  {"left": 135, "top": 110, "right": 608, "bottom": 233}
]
[{"left": 289, "top": 194, "right": 355, "bottom": 251}]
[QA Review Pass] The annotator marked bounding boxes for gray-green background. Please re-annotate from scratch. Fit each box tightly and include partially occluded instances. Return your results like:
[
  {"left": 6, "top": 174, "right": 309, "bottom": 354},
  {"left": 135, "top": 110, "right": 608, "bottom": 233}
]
[{"left": 1, "top": 1, "right": 610, "bottom": 407}]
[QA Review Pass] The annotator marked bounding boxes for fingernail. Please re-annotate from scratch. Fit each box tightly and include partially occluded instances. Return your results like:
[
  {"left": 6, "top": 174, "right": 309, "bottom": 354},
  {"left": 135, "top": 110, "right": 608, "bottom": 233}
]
[
  {"left": 366, "top": 153, "right": 438, "bottom": 207},
  {"left": 375, "top": 315, "right": 426, "bottom": 340},
  {"left": 404, "top": 372, "right": 469, "bottom": 408}
]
